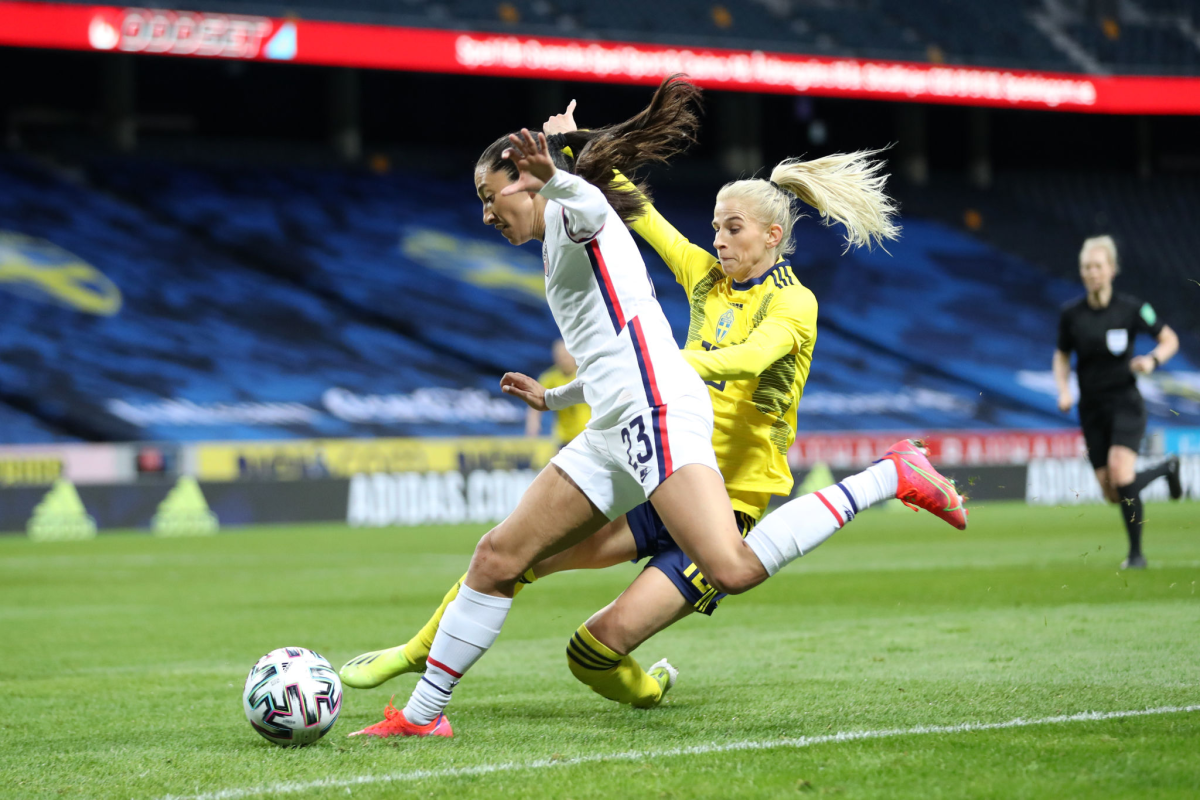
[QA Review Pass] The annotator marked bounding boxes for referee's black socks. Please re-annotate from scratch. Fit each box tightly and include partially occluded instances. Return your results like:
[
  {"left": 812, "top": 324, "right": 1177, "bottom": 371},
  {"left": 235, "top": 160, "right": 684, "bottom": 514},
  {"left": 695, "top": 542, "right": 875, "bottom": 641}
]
[
  {"left": 1128, "top": 459, "right": 1172, "bottom": 495},
  {"left": 1116, "top": 483, "right": 1144, "bottom": 559}
]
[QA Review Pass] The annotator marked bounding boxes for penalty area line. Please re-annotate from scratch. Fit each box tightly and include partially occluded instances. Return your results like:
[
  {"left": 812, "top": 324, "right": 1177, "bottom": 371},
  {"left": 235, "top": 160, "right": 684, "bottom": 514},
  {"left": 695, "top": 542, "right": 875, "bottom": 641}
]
[{"left": 163, "top": 704, "right": 1200, "bottom": 800}]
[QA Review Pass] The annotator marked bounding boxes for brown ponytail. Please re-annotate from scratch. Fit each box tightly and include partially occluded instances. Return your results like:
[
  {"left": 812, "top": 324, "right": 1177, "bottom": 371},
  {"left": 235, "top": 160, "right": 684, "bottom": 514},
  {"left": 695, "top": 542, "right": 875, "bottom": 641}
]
[{"left": 477, "top": 74, "right": 702, "bottom": 224}]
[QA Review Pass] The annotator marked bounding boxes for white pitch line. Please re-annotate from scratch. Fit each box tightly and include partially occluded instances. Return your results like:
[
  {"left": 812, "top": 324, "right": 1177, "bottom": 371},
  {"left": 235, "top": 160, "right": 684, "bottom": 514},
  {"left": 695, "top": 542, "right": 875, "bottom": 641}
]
[{"left": 162, "top": 705, "right": 1200, "bottom": 800}]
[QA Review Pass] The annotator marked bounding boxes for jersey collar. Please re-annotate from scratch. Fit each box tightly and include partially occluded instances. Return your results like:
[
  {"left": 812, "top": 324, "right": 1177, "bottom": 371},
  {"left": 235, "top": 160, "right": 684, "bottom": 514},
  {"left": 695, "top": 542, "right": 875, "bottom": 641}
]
[{"left": 730, "top": 258, "right": 791, "bottom": 291}]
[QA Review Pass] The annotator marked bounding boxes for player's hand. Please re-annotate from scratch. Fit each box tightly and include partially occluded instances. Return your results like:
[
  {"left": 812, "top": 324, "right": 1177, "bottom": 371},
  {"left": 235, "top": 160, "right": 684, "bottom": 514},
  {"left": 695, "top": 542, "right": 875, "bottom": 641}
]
[
  {"left": 1057, "top": 391, "right": 1074, "bottom": 413},
  {"left": 501, "top": 372, "right": 549, "bottom": 411},
  {"left": 500, "top": 129, "right": 557, "bottom": 196},
  {"left": 1130, "top": 355, "right": 1156, "bottom": 375},
  {"left": 543, "top": 99, "right": 578, "bottom": 136}
]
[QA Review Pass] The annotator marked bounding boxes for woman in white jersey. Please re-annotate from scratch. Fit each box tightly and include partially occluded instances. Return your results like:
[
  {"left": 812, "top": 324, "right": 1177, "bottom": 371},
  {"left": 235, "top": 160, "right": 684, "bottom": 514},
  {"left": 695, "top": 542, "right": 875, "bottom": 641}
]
[{"left": 350, "top": 77, "right": 960, "bottom": 738}]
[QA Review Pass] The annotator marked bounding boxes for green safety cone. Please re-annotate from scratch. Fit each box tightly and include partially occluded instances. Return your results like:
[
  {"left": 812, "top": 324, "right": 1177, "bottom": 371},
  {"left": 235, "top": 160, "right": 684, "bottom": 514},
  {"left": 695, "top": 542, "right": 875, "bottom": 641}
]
[
  {"left": 27, "top": 479, "right": 97, "bottom": 542},
  {"left": 152, "top": 476, "right": 219, "bottom": 537},
  {"left": 794, "top": 462, "right": 835, "bottom": 497},
  {"left": 795, "top": 461, "right": 903, "bottom": 511}
]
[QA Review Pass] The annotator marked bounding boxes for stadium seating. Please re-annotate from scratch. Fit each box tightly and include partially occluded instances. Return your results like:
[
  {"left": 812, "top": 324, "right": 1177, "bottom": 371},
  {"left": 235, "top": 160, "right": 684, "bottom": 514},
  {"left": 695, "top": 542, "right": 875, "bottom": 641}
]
[
  {"left": 2, "top": 154, "right": 1195, "bottom": 443},
  {"left": 42, "top": 0, "right": 1200, "bottom": 73},
  {"left": 0, "top": 404, "right": 75, "bottom": 444},
  {"left": 897, "top": 169, "right": 1200, "bottom": 346},
  {"left": 1067, "top": 19, "right": 1199, "bottom": 73},
  {"left": 0, "top": 155, "right": 534, "bottom": 443}
]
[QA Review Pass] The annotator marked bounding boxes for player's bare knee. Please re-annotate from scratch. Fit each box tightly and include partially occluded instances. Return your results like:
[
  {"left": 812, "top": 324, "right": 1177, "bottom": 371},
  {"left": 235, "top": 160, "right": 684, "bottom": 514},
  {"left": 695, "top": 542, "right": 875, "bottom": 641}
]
[
  {"left": 584, "top": 614, "right": 632, "bottom": 656},
  {"left": 704, "top": 564, "right": 748, "bottom": 596},
  {"left": 468, "top": 530, "right": 522, "bottom": 590},
  {"left": 711, "top": 554, "right": 768, "bottom": 595}
]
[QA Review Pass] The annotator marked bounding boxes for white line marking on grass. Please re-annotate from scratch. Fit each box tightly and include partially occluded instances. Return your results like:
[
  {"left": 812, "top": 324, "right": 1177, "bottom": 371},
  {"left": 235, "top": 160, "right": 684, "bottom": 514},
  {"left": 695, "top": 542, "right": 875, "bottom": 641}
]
[{"left": 163, "top": 705, "right": 1200, "bottom": 800}]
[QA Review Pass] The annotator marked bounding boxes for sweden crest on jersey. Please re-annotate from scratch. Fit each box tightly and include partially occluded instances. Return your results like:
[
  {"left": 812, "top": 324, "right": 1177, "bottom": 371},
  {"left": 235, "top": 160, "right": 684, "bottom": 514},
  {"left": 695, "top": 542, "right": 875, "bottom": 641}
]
[{"left": 715, "top": 310, "right": 735, "bottom": 343}]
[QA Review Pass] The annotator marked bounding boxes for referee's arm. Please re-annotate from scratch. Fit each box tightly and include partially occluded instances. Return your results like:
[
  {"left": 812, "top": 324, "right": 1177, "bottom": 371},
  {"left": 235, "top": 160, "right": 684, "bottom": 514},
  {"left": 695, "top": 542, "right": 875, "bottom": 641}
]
[
  {"left": 1052, "top": 349, "right": 1074, "bottom": 412},
  {"left": 1053, "top": 307, "right": 1075, "bottom": 412},
  {"left": 1131, "top": 325, "right": 1179, "bottom": 375}
]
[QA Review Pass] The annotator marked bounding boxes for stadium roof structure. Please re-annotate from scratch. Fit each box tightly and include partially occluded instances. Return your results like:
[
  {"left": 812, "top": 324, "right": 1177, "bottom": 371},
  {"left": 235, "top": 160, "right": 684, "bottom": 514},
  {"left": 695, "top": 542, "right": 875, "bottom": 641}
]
[{"left": 3, "top": 1, "right": 1200, "bottom": 114}]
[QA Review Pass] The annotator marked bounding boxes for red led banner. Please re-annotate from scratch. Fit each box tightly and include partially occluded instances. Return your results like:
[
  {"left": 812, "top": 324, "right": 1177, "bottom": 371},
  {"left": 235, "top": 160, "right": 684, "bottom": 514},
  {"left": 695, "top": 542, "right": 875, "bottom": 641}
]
[{"left": 3, "top": 2, "right": 1199, "bottom": 114}]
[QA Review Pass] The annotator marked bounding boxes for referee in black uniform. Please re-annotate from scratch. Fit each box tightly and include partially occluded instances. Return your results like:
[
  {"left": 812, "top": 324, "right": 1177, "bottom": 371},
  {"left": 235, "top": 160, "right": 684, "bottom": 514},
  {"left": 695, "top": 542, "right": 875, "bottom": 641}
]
[{"left": 1054, "top": 235, "right": 1182, "bottom": 569}]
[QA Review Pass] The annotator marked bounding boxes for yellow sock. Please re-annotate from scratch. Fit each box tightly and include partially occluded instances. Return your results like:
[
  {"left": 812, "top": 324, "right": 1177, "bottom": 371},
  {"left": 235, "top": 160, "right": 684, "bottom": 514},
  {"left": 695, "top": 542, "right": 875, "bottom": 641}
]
[
  {"left": 566, "top": 623, "right": 662, "bottom": 709},
  {"left": 401, "top": 568, "right": 537, "bottom": 666}
]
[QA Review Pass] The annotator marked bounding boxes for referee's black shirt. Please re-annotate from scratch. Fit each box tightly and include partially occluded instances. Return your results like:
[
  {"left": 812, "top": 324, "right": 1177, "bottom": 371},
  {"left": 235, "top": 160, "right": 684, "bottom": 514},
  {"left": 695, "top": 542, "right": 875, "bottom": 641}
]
[{"left": 1057, "top": 293, "right": 1164, "bottom": 399}]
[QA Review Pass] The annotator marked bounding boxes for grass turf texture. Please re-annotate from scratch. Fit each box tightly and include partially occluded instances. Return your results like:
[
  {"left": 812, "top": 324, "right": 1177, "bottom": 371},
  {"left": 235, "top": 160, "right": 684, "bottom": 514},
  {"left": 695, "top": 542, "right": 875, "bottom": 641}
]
[{"left": 3, "top": 500, "right": 1198, "bottom": 799}]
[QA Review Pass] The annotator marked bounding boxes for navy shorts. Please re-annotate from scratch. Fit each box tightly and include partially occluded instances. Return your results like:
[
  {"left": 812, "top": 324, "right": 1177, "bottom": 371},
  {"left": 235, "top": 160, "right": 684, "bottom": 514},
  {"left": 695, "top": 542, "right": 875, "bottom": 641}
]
[{"left": 628, "top": 502, "right": 758, "bottom": 616}]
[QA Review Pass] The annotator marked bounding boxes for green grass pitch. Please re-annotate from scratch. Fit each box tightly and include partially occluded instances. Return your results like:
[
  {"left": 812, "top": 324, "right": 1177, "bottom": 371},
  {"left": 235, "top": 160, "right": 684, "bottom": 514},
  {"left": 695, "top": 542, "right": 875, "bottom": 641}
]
[{"left": 4, "top": 500, "right": 1199, "bottom": 799}]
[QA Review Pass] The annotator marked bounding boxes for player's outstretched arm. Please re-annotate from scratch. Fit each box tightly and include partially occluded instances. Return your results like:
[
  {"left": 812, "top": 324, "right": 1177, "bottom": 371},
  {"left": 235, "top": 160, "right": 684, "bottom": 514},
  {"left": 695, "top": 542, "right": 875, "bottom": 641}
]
[
  {"left": 503, "top": 371, "right": 586, "bottom": 412},
  {"left": 500, "top": 129, "right": 557, "bottom": 195},
  {"left": 543, "top": 99, "right": 577, "bottom": 137},
  {"left": 624, "top": 180, "right": 716, "bottom": 292},
  {"left": 501, "top": 372, "right": 549, "bottom": 411},
  {"left": 542, "top": 100, "right": 710, "bottom": 288}
]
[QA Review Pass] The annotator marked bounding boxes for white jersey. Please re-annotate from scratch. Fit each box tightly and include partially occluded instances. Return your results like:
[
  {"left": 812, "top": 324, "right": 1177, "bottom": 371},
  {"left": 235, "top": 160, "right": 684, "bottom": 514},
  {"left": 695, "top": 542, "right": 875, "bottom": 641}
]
[{"left": 539, "top": 170, "right": 706, "bottom": 433}]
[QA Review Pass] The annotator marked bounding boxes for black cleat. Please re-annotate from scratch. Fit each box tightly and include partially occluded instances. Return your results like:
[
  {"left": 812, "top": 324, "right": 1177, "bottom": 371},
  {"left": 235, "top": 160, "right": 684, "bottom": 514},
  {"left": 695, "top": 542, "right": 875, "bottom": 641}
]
[
  {"left": 1165, "top": 455, "right": 1183, "bottom": 500},
  {"left": 1121, "top": 554, "right": 1148, "bottom": 570}
]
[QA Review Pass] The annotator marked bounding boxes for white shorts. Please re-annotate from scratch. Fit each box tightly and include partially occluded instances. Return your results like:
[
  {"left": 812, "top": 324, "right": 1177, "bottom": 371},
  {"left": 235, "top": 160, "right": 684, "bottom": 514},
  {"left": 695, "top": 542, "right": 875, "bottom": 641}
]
[{"left": 550, "top": 390, "right": 721, "bottom": 519}]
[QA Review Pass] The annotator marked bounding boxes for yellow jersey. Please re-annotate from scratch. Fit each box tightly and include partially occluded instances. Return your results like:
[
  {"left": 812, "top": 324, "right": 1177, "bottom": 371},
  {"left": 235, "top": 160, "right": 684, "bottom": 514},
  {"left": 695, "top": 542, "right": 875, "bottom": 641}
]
[
  {"left": 538, "top": 366, "right": 591, "bottom": 443},
  {"left": 630, "top": 200, "right": 817, "bottom": 519}
]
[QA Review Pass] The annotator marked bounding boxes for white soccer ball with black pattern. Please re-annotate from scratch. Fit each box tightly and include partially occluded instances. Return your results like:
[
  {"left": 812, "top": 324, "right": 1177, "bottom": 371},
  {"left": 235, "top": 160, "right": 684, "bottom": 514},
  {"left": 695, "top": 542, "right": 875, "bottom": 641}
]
[{"left": 242, "top": 647, "right": 342, "bottom": 747}]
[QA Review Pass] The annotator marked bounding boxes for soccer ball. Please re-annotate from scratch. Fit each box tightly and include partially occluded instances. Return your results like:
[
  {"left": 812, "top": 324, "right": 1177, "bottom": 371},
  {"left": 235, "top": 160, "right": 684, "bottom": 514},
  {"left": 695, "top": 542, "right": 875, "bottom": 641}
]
[{"left": 242, "top": 647, "right": 342, "bottom": 747}]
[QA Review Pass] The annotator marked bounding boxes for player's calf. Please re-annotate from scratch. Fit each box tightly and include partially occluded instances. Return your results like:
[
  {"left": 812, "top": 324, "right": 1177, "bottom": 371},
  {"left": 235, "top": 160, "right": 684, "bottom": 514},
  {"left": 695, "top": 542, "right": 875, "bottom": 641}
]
[
  {"left": 565, "top": 623, "right": 669, "bottom": 708},
  {"left": 745, "top": 440, "right": 966, "bottom": 577}
]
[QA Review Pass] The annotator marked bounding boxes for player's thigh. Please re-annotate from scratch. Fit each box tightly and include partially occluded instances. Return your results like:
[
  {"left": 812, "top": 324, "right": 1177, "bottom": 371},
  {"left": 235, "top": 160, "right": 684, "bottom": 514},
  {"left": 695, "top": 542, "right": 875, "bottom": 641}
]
[
  {"left": 468, "top": 463, "right": 608, "bottom": 594},
  {"left": 1107, "top": 445, "right": 1138, "bottom": 487},
  {"left": 584, "top": 567, "right": 694, "bottom": 656},
  {"left": 649, "top": 463, "right": 767, "bottom": 595},
  {"left": 533, "top": 514, "right": 638, "bottom": 578}
]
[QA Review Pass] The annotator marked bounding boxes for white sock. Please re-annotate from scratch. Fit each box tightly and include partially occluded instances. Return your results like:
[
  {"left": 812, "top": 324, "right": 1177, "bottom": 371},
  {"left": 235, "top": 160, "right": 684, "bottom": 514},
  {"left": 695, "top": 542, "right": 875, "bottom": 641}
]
[
  {"left": 838, "top": 460, "right": 899, "bottom": 512},
  {"left": 403, "top": 584, "right": 512, "bottom": 725},
  {"left": 745, "top": 461, "right": 898, "bottom": 576}
]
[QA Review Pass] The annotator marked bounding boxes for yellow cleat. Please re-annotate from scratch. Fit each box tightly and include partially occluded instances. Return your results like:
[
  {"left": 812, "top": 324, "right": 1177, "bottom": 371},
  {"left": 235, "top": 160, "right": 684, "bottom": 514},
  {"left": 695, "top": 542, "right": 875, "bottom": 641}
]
[
  {"left": 646, "top": 658, "right": 678, "bottom": 704},
  {"left": 339, "top": 645, "right": 421, "bottom": 689}
]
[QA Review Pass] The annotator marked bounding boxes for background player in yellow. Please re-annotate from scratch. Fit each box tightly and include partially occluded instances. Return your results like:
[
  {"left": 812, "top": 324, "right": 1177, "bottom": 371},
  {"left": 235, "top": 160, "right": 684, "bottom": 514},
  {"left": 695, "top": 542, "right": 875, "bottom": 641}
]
[
  {"left": 527, "top": 339, "right": 590, "bottom": 445},
  {"left": 341, "top": 100, "right": 962, "bottom": 711}
]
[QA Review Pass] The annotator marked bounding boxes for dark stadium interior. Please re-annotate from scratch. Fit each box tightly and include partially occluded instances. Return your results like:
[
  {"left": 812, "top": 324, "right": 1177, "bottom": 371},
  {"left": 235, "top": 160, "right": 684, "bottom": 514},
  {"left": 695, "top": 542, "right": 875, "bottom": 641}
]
[
  {"left": 37, "top": 0, "right": 1200, "bottom": 73},
  {"left": 4, "top": 6, "right": 1200, "bottom": 793},
  {"left": 2, "top": 3, "right": 1199, "bottom": 446}
]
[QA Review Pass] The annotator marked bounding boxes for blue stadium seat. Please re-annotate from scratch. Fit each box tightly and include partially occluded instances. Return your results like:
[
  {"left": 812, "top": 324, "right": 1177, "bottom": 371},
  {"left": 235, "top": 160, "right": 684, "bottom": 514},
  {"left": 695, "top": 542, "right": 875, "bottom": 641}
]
[{"left": 2, "top": 155, "right": 1196, "bottom": 443}]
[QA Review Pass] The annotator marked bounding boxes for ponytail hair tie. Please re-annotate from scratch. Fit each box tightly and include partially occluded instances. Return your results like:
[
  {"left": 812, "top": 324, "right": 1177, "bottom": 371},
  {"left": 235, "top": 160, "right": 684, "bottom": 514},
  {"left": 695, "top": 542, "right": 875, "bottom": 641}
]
[{"left": 768, "top": 179, "right": 781, "bottom": 190}]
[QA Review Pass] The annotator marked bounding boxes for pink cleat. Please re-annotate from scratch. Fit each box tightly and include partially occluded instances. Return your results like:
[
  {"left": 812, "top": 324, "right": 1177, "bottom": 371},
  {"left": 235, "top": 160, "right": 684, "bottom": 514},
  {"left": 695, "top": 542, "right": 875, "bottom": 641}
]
[
  {"left": 878, "top": 439, "right": 968, "bottom": 530},
  {"left": 348, "top": 698, "right": 453, "bottom": 738}
]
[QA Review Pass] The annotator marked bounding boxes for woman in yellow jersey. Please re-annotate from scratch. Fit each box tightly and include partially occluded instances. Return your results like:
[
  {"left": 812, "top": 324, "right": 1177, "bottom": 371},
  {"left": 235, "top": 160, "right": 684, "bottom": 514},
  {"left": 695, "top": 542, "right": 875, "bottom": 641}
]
[
  {"left": 342, "top": 101, "right": 963, "bottom": 711},
  {"left": 527, "top": 339, "right": 591, "bottom": 445}
]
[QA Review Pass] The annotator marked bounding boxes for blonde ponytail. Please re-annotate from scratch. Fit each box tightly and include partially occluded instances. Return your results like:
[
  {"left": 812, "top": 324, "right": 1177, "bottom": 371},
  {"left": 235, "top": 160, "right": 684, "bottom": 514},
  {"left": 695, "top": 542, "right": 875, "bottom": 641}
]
[
  {"left": 770, "top": 149, "right": 900, "bottom": 251},
  {"left": 718, "top": 148, "right": 900, "bottom": 257}
]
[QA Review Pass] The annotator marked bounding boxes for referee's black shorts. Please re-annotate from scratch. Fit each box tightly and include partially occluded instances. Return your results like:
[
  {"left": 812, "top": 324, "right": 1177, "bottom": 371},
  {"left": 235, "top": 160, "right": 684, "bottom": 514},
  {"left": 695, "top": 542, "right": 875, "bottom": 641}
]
[{"left": 1079, "top": 387, "right": 1147, "bottom": 469}]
